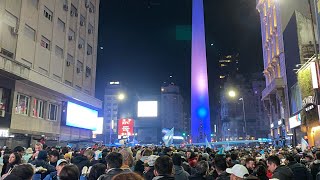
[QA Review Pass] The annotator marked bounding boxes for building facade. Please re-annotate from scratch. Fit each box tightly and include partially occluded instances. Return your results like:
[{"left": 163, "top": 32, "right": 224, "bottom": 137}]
[
  {"left": 160, "top": 83, "right": 184, "bottom": 134},
  {"left": 0, "top": 0, "right": 101, "bottom": 147}
]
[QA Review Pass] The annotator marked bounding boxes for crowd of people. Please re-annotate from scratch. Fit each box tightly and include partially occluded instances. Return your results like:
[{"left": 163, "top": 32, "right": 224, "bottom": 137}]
[{"left": 0, "top": 142, "right": 320, "bottom": 180}]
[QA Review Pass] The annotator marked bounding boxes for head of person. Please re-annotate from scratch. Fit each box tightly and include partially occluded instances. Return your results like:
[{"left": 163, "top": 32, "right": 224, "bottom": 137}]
[
  {"left": 141, "top": 148, "right": 153, "bottom": 157},
  {"left": 112, "top": 172, "right": 144, "bottom": 180},
  {"left": 88, "top": 163, "right": 107, "bottom": 180},
  {"left": 226, "top": 164, "right": 249, "bottom": 180},
  {"left": 172, "top": 153, "right": 183, "bottom": 166},
  {"left": 105, "top": 152, "right": 123, "bottom": 169},
  {"left": 154, "top": 155, "right": 173, "bottom": 176},
  {"left": 267, "top": 155, "right": 280, "bottom": 173},
  {"left": 13, "top": 146, "right": 25, "bottom": 157},
  {"left": 84, "top": 149, "right": 95, "bottom": 161},
  {"left": 37, "top": 150, "right": 48, "bottom": 161},
  {"left": 59, "top": 164, "right": 80, "bottom": 180},
  {"left": 214, "top": 155, "right": 227, "bottom": 173},
  {"left": 5, "top": 163, "right": 34, "bottom": 180},
  {"left": 49, "top": 150, "right": 59, "bottom": 163},
  {"left": 254, "top": 165, "right": 267, "bottom": 177},
  {"left": 285, "top": 154, "right": 296, "bottom": 163},
  {"left": 231, "top": 153, "right": 238, "bottom": 161},
  {"left": 119, "top": 148, "right": 134, "bottom": 167},
  {"left": 56, "top": 159, "right": 69, "bottom": 176},
  {"left": 34, "top": 143, "right": 43, "bottom": 152},
  {"left": 245, "top": 157, "right": 255, "bottom": 170},
  {"left": 195, "top": 160, "right": 209, "bottom": 176},
  {"left": 305, "top": 154, "right": 314, "bottom": 162},
  {"left": 9, "top": 152, "right": 22, "bottom": 165}
]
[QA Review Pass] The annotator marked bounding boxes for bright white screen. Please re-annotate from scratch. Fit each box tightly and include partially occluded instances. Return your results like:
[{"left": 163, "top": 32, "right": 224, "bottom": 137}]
[
  {"left": 66, "top": 102, "right": 98, "bottom": 130},
  {"left": 93, "top": 117, "right": 103, "bottom": 134},
  {"left": 137, "top": 101, "right": 158, "bottom": 117}
]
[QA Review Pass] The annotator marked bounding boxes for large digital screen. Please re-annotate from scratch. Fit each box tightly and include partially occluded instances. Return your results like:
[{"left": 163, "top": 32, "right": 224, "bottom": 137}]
[
  {"left": 93, "top": 117, "right": 103, "bottom": 134},
  {"left": 66, "top": 102, "right": 98, "bottom": 130},
  {"left": 289, "top": 114, "right": 301, "bottom": 129},
  {"left": 118, "top": 118, "right": 134, "bottom": 137},
  {"left": 137, "top": 101, "right": 158, "bottom": 117}
]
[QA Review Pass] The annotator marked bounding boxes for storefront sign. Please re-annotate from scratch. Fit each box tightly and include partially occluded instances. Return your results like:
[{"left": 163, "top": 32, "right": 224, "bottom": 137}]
[
  {"left": 302, "top": 96, "right": 315, "bottom": 107},
  {"left": 289, "top": 114, "right": 301, "bottom": 128}
]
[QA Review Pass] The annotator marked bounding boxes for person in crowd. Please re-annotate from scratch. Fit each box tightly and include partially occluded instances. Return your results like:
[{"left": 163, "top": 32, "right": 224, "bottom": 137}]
[
  {"left": 172, "top": 153, "right": 190, "bottom": 180},
  {"left": 189, "top": 160, "right": 209, "bottom": 180},
  {"left": 1, "top": 154, "right": 9, "bottom": 176},
  {"left": 112, "top": 172, "right": 144, "bottom": 180},
  {"left": 4, "top": 152, "right": 22, "bottom": 175},
  {"left": 286, "top": 154, "right": 312, "bottom": 180},
  {"left": 23, "top": 148, "right": 33, "bottom": 163},
  {"left": 48, "top": 150, "right": 60, "bottom": 167},
  {"left": 245, "top": 157, "right": 255, "bottom": 174},
  {"left": 310, "top": 151, "right": 320, "bottom": 180},
  {"left": 253, "top": 165, "right": 268, "bottom": 180},
  {"left": 72, "top": 150, "right": 91, "bottom": 173},
  {"left": 4, "top": 163, "right": 34, "bottom": 180},
  {"left": 88, "top": 163, "right": 107, "bottom": 180},
  {"left": 188, "top": 152, "right": 198, "bottom": 169},
  {"left": 267, "top": 155, "right": 293, "bottom": 180},
  {"left": 213, "top": 155, "right": 229, "bottom": 180},
  {"left": 43, "top": 159, "right": 69, "bottom": 180},
  {"left": 134, "top": 148, "right": 153, "bottom": 175},
  {"left": 231, "top": 153, "right": 240, "bottom": 165},
  {"left": 153, "top": 155, "right": 174, "bottom": 180},
  {"left": 84, "top": 149, "right": 99, "bottom": 166},
  {"left": 30, "top": 143, "right": 43, "bottom": 161},
  {"left": 119, "top": 148, "right": 134, "bottom": 172},
  {"left": 31, "top": 150, "right": 56, "bottom": 179},
  {"left": 144, "top": 155, "right": 159, "bottom": 180},
  {"left": 98, "top": 152, "right": 124, "bottom": 180},
  {"left": 13, "top": 146, "right": 24, "bottom": 159},
  {"left": 226, "top": 164, "right": 249, "bottom": 180},
  {"left": 58, "top": 164, "right": 80, "bottom": 180}
]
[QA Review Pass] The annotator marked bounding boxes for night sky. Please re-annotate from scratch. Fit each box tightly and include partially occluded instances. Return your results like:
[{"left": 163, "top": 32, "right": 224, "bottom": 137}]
[{"left": 95, "top": 0, "right": 263, "bottom": 104}]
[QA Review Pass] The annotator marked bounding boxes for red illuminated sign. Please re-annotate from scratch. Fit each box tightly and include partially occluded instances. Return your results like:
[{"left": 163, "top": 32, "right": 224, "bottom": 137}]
[{"left": 118, "top": 118, "right": 134, "bottom": 137}]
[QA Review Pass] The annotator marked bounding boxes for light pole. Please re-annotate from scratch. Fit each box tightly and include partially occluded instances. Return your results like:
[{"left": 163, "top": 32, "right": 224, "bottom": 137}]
[
  {"left": 108, "top": 93, "right": 126, "bottom": 145},
  {"left": 228, "top": 90, "right": 247, "bottom": 139}
]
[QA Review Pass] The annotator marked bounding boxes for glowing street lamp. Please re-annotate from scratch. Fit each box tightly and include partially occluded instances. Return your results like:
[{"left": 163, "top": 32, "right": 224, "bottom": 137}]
[
  {"left": 118, "top": 93, "right": 125, "bottom": 100},
  {"left": 228, "top": 90, "right": 236, "bottom": 98}
]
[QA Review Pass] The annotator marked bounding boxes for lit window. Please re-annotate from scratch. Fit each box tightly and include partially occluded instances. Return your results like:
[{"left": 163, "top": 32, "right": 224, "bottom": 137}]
[
  {"left": 219, "top": 76, "right": 225, "bottom": 79},
  {"left": 220, "top": 64, "right": 226, "bottom": 67},
  {"left": 40, "top": 36, "right": 50, "bottom": 50},
  {"left": 48, "top": 103, "right": 58, "bottom": 121},
  {"left": 15, "top": 93, "right": 30, "bottom": 115},
  {"left": 57, "top": 18, "right": 65, "bottom": 32},
  {"left": 24, "top": 24, "right": 36, "bottom": 41},
  {"left": 33, "top": 98, "right": 45, "bottom": 118},
  {"left": 43, "top": 6, "right": 53, "bottom": 21}
]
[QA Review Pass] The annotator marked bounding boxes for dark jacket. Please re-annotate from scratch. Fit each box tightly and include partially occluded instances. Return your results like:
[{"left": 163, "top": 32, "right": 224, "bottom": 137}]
[
  {"left": 43, "top": 171, "right": 58, "bottom": 180},
  {"left": 188, "top": 173, "right": 207, "bottom": 180},
  {"left": 144, "top": 167, "right": 155, "bottom": 180},
  {"left": 98, "top": 168, "right": 123, "bottom": 180},
  {"left": 216, "top": 171, "right": 230, "bottom": 180},
  {"left": 152, "top": 175, "right": 175, "bottom": 180},
  {"left": 174, "top": 165, "right": 190, "bottom": 180},
  {"left": 288, "top": 161, "right": 312, "bottom": 180},
  {"left": 72, "top": 155, "right": 91, "bottom": 172},
  {"left": 272, "top": 165, "right": 294, "bottom": 180},
  {"left": 311, "top": 160, "right": 320, "bottom": 180},
  {"left": 134, "top": 159, "right": 145, "bottom": 175},
  {"left": 31, "top": 159, "right": 56, "bottom": 180}
]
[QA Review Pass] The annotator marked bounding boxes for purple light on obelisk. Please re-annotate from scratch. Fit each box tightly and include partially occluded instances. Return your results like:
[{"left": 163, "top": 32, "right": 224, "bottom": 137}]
[{"left": 191, "top": 0, "right": 211, "bottom": 143}]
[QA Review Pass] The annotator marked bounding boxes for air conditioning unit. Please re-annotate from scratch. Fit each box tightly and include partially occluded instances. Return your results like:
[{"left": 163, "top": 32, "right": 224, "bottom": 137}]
[
  {"left": 63, "top": 4, "right": 69, "bottom": 11},
  {"left": 11, "top": 27, "right": 18, "bottom": 35},
  {"left": 78, "top": 44, "right": 83, "bottom": 49},
  {"left": 68, "top": 35, "right": 73, "bottom": 40},
  {"left": 66, "top": 61, "right": 71, "bottom": 66},
  {"left": 85, "top": 1, "right": 90, "bottom": 8},
  {"left": 88, "top": 29, "right": 92, "bottom": 34},
  {"left": 70, "top": 10, "right": 74, "bottom": 16},
  {"left": 80, "top": 21, "right": 84, "bottom": 26},
  {"left": 89, "top": 7, "right": 94, "bottom": 13},
  {"left": 75, "top": 12, "right": 78, "bottom": 17},
  {"left": 87, "top": 51, "right": 92, "bottom": 55}
]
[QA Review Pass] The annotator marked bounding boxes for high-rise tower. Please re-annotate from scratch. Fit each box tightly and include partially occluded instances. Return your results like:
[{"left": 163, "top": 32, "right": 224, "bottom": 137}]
[{"left": 191, "top": 0, "right": 211, "bottom": 143}]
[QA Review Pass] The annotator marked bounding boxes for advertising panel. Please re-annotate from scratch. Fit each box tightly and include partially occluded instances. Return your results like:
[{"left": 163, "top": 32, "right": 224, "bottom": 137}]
[
  {"left": 137, "top": 101, "right": 158, "bottom": 117},
  {"left": 118, "top": 118, "right": 134, "bottom": 137},
  {"left": 66, "top": 102, "right": 98, "bottom": 130},
  {"left": 289, "top": 114, "right": 301, "bottom": 129}
]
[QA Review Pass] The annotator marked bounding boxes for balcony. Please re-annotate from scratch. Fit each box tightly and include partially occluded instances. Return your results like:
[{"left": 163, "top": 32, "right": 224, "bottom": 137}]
[{"left": 262, "top": 77, "right": 285, "bottom": 100}]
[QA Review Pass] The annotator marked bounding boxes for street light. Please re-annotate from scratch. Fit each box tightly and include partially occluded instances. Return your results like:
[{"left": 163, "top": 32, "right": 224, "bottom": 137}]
[
  {"left": 118, "top": 93, "right": 125, "bottom": 100},
  {"left": 228, "top": 90, "right": 247, "bottom": 139}
]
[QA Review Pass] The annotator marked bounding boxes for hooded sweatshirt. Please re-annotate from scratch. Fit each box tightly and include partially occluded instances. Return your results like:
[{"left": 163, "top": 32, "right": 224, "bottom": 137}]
[{"left": 272, "top": 165, "right": 294, "bottom": 180}]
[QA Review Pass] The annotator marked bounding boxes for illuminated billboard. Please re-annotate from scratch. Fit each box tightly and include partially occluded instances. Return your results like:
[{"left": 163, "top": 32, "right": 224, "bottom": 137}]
[
  {"left": 289, "top": 114, "right": 301, "bottom": 129},
  {"left": 118, "top": 118, "right": 134, "bottom": 137},
  {"left": 93, "top": 117, "right": 103, "bottom": 134},
  {"left": 137, "top": 101, "right": 158, "bottom": 117},
  {"left": 66, "top": 102, "right": 98, "bottom": 130}
]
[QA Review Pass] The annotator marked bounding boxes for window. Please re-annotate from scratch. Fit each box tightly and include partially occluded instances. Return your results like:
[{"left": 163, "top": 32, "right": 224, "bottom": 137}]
[
  {"left": 33, "top": 98, "right": 45, "bottom": 118},
  {"left": 85, "top": 66, "right": 91, "bottom": 77},
  {"left": 66, "top": 53, "right": 74, "bottom": 66},
  {"left": 57, "top": 18, "right": 65, "bottom": 32},
  {"left": 55, "top": 45, "right": 63, "bottom": 58},
  {"left": 70, "top": 4, "right": 77, "bottom": 17},
  {"left": 48, "top": 103, "right": 58, "bottom": 121},
  {"left": 40, "top": 36, "right": 50, "bottom": 50},
  {"left": 89, "top": 2, "right": 95, "bottom": 13},
  {"left": 78, "top": 37, "right": 85, "bottom": 49},
  {"left": 65, "top": 80, "right": 72, "bottom": 86},
  {"left": 24, "top": 24, "right": 36, "bottom": 41},
  {"left": 87, "top": 44, "right": 92, "bottom": 55},
  {"left": 68, "top": 28, "right": 75, "bottom": 40},
  {"left": 15, "top": 93, "right": 30, "bottom": 115},
  {"left": 80, "top": 15, "right": 85, "bottom": 26},
  {"left": 43, "top": 6, "right": 53, "bottom": 21},
  {"left": 76, "top": 60, "right": 83, "bottom": 74},
  {"left": 88, "top": 23, "right": 93, "bottom": 34}
]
